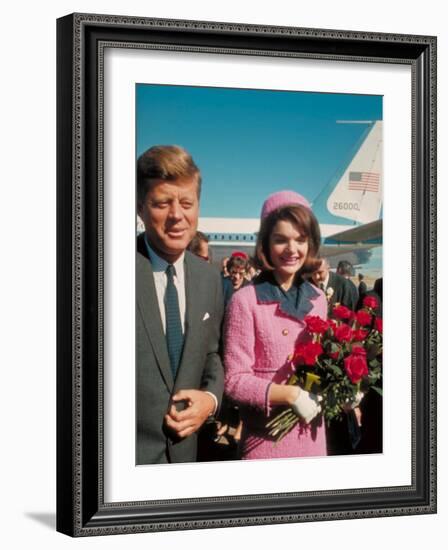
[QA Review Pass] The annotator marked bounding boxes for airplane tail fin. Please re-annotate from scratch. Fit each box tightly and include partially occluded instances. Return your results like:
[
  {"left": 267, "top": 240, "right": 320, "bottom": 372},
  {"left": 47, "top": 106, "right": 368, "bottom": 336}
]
[{"left": 312, "top": 121, "right": 383, "bottom": 225}]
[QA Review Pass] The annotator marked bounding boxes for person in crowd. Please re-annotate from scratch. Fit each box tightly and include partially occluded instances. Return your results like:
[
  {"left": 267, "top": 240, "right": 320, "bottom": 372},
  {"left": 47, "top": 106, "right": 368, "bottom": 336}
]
[
  {"left": 373, "top": 277, "right": 383, "bottom": 302},
  {"left": 228, "top": 252, "right": 250, "bottom": 289},
  {"left": 223, "top": 190, "right": 327, "bottom": 460},
  {"left": 311, "top": 258, "right": 358, "bottom": 311},
  {"left": 336, "top": 259, "right": 354, "bottom": 277},
  {"left": 187, "top": 230, "right": 211, "bottom": 262},
  {"left": 246, "top": 257, "right": 259, "bottom": 281},
  {"left": 357, "top": 273, "right": 367, "bottom": 297},
  {"left": 336, "top": 260, "right": 359, "bottom": 308},
  {"left": 356, "top": 272, "right": 368, "bottom": 310},
  {"left": 315, "top": 261, "right": 371, "bottom": 456},
  {"left": 222, "top": 252, "right": 250, "bottom": 307},
  {"left": 136, "top": 145, "right": 224, "bottom": 464},
  {"left": 356, "top": 279, "right": 382, "bottom": 316},
  {"left": 356, "top": 288, "right": 383, "bottom": 455},
  {"left": 220, "top": 256, "right": 230, "bottom": 278},
  {"left": 215, "top": 251, "right": 252, "bottom": 457}
]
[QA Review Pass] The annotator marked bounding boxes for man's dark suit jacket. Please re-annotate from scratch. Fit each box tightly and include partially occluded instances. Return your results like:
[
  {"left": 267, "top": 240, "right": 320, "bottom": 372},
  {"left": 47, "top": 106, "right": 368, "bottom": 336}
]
[
  {"left": 136, "top": 234, "right": 224, "bottom": 464},
  {"left": 222, "top": 276, "right": 250, "bottom": 308},
  {"left": 327, "top": 271, "right": 359, "bottom": 311}
]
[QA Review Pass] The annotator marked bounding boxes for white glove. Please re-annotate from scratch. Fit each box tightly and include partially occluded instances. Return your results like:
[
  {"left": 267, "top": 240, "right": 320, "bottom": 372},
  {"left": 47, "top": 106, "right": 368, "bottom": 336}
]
[
  {"left": 291, "top": 389, "right": 323, "bottom": 424},
  {"left": 343, "top": 391, "right": 364, "bottom": 411}
]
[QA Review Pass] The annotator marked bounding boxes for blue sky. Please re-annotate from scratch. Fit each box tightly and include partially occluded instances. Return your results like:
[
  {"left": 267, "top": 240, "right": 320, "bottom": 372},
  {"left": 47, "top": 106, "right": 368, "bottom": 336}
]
[
  {"left": 136, "top": 84, "right": 382, "bottom": 274},
  {"left": 136, "top": 84, "right": 382, "bottom": 219}
]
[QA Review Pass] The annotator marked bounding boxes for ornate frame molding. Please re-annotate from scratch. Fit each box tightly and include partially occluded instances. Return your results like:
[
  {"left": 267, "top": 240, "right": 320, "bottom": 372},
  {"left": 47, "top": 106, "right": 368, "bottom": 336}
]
[{"left": 57, "top": 13, "right": 436, "bottom": 536}]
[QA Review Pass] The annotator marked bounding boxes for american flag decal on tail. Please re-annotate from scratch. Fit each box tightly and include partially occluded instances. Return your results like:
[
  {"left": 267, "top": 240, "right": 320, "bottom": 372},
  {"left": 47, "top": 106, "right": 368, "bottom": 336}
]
[{"left": 348, "top": 171, "right": 380, "bottom": 192}]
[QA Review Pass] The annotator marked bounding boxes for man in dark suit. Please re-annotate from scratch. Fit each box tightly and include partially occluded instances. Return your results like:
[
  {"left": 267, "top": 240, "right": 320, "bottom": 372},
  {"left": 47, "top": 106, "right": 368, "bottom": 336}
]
[
  {"left": 136, "top": 145, "right": 224, "bottom": 464},
  {"left": 336, "top": 260, "right": 359, "bottom": 309},
  {"left": 311, "top": 258, "right": 360, "bottom": 455},
  {"left": 357, "top": 272, "right": 367, "bottom": 294},
  {"left": 311, "top": 258, "right": 358, "bottom": 311},
  {"left": 222, "top": 252, "right": 250, "bottom": 308}
]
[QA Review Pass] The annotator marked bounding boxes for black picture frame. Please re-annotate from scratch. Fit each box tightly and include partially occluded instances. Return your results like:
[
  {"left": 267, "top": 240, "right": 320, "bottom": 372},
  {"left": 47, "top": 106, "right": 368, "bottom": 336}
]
[{"left": 56, "top": 13, "right": 437, "bottom": 536}]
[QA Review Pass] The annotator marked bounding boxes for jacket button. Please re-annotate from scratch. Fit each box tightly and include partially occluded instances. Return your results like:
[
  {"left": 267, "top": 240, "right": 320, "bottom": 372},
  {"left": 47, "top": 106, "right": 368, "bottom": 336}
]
[{"left": 282, "top": 329, "right": 289, "bottom": 336}]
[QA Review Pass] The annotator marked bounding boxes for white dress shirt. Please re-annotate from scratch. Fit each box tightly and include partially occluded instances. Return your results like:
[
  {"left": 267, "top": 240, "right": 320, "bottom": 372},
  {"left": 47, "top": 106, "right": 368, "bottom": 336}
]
[
  {"left": 144, "top": 236, "right": 186, "bottom": 335},
  {"left": 144, "top": 236, "right": 217, "bottom": 413}
]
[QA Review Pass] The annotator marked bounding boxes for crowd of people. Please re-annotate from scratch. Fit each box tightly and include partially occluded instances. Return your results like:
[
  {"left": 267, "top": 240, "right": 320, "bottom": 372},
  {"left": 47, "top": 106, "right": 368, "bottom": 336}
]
[{"left": 136, "top": 144, "right": 382, "bottom": 465}]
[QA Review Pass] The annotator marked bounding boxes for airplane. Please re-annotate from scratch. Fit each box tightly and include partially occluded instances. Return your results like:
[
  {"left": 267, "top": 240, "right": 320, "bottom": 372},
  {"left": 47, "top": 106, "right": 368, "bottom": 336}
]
[{"left": 198, "top": 120, "right": 383, "bottom": 268}]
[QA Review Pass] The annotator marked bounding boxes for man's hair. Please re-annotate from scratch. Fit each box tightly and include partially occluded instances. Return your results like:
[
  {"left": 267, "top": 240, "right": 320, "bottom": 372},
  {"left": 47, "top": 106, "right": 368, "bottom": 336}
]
[
  {"left": 337, "top": 260, "right": 354, "bottom": 277},
  {"left": 255, "top": 204, "right": 321, "bottom": 275},
  {"left": 247, "top": 256, "right": 258, "bottom": 270},
  {"left": 317, "top": 258, "right": 330, "bottom": 271},
  {"left": 137, "top": 145, "right": 201, "bottom": 205},
  {"left": 227, "top": 255, "right": 249, "bottom": 272},
  {"left": 358, "top": 273, "right": 364, "bottom": 281},
  {"left": 187, "top": 231, "right": 209, "bottom": 255}
]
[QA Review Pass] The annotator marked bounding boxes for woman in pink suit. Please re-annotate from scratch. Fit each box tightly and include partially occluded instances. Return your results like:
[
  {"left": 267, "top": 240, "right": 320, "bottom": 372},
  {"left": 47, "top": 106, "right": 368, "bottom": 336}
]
[{"left": 224, "top": 191, "right": 328, "bottom": 460}]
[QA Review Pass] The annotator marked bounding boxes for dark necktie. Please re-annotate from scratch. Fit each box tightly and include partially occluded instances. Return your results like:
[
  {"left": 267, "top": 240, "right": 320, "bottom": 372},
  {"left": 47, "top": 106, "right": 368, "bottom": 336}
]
[
  {"left": 319, "top": 283, "right": 325, "bottom": 291},
  {"left": 164, "top": 264, "right": 184, "bottom": 378}
]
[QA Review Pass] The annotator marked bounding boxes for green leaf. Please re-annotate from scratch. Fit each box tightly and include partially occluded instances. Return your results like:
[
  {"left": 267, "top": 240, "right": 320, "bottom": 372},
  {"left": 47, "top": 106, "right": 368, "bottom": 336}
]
[
  {"left": 328, "top": 364, "right": 343, "bottom": 377},
  {"left": 371, "top": 386, "right": 383, "bottom": 396}
]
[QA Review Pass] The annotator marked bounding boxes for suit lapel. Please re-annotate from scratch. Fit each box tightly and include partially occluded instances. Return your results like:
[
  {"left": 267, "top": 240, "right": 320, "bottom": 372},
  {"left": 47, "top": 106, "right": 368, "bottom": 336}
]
[{"left": 136, "top": 245, "right": 174, "bottom": 391}]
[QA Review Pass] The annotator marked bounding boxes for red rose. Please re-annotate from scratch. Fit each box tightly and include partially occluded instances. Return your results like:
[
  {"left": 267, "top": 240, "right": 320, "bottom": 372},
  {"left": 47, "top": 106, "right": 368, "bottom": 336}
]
[
  {"left": 344, "top": 346, "right": 369, "bottom": 383},
  {"left": 329, "top": 345, "right": 342, "bottom": 360},
  {"left": 352, "top": 329, "right": 368, "bottom": 341},
  {"left": 304, "top": 315, "right": 329, "bottom": 335},
  {"left": 355, "top": 310, "right": 372, "bottom": 326},
  {"left": 332, "top": 305, "right": 353, "bottom": 320},
  {"left": 294, "top": 342, "right": 323, "bottom": 366},
  {"left": 375, "top": 317, "right": 383, "bottom": 334},
  {"left": 334, "top": 323, "right": 354, "bottom": 343},
  {"left": 363, "top": 295, "right": 379, "bottom": 310}
]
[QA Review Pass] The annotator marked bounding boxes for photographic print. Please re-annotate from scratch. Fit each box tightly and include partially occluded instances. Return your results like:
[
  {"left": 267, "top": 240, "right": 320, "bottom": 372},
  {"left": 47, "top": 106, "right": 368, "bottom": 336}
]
[{"left": 135, "top": 84, "right": 383, "bottom": 466}]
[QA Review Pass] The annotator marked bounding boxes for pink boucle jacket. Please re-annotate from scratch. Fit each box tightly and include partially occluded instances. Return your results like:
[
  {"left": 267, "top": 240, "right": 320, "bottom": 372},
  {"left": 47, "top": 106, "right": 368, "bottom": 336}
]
[{"left": 224, "top": 280, "right": 328, "bottom": 460}]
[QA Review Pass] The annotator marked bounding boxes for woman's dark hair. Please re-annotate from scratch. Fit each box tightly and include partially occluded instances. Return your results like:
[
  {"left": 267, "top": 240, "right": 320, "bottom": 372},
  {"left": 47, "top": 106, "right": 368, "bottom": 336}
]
[{"left": 255, "top": 204, "right": 321, "bottom": 276}]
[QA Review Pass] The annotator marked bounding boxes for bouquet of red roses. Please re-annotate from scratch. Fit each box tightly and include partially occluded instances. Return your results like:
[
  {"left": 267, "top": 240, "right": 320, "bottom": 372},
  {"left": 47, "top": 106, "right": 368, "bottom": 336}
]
[{"left": 266, "top": 295, "right": 382, "bottom": 442}]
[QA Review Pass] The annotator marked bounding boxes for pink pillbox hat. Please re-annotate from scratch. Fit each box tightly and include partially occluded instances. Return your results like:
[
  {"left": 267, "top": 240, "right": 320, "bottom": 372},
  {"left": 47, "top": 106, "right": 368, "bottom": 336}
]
[{"left": 260, "top": 190, "right": 311, "bottom": 220}]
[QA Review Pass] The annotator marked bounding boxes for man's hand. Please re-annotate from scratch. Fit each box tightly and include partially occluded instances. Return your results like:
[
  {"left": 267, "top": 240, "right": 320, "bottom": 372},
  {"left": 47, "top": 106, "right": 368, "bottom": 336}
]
[
  {"left": 164, "top": 389, "right": 215, "bottom": 439},
  {"left": 342, "top": 391, "right": 364, "bottom": 426},
  {"left": 343, "top": 392, "right": 364, "bottom": 411}
]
